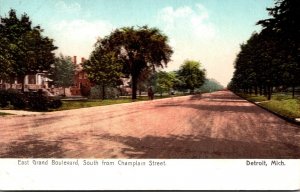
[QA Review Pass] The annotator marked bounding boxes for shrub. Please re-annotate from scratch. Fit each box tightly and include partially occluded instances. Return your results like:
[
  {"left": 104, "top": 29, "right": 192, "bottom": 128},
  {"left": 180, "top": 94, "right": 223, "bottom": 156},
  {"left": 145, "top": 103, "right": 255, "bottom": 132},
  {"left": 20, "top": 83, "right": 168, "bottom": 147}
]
[
  {"left": 0, "top": 90, "right": 9, "bottom": 108},
  {"left": 9, "top": 91, "right": 27, "bottom": 109},
  {"left": 27, "top": 92, "right": 48, "bottom": 111},
  {"left": 48, "top": 99, "right": 62, "bottom": 109}
]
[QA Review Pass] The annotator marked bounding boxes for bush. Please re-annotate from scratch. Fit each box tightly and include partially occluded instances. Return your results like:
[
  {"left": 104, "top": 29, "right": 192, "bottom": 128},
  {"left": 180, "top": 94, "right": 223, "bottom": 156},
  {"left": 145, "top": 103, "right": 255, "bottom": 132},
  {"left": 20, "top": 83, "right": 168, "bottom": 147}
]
[
  {"left": 9, "top": 91, "right": 27, "bottom": 109},
  {"left": 26, "top": 92, "right": 48, "bottom": 111},
  {"left": 0, "top": 90, "right": 9, "bottom": 108},
  {"left": 48, "top": 99, "right": 62, "bottom": 109}
]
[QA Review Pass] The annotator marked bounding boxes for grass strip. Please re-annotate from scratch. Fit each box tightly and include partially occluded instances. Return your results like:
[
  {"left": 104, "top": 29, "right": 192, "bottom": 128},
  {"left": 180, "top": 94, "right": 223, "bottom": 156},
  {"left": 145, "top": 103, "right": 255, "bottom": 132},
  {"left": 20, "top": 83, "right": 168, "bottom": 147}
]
[
  {"left": 0, "top": 112, "right": 12, "bottom": 116},
  {"left": 237, "top": 93, "right": 300, "bottom": 118}
]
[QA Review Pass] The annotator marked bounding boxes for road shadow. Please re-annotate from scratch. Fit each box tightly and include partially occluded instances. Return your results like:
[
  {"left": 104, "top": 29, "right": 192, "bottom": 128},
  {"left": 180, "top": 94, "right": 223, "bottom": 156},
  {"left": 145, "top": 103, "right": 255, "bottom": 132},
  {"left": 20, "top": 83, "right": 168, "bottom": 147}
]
[
  {"left": 98, "top": 133, "right": 300, "bottom": 159},
  {"left": 1, "top": 135, "right": 64, "bottom": 158},
  {"left": 156, "top": 103, "right": 263, "bottom": 114}
]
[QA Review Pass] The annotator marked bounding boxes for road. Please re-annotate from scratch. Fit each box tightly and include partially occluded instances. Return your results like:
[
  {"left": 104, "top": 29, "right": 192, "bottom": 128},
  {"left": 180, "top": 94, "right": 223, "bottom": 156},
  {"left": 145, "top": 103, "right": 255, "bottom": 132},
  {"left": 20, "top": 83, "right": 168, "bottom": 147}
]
[{"left": 1, "top": 90, "right": 300, "bottom": 158}]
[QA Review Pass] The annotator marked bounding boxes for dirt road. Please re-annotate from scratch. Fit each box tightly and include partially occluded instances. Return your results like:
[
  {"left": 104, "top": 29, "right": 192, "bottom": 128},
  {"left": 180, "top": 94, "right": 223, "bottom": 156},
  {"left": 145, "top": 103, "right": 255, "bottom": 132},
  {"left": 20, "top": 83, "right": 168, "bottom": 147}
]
[{"left": 1, "top": 91, "right": 299, "bottom": 158}]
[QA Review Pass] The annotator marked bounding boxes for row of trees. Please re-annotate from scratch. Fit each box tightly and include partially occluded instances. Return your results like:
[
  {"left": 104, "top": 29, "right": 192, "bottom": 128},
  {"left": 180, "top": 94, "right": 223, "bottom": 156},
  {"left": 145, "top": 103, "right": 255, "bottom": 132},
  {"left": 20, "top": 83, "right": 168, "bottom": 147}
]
[{"left": 229, "top": 0, "right": 300, "bottom": 99}]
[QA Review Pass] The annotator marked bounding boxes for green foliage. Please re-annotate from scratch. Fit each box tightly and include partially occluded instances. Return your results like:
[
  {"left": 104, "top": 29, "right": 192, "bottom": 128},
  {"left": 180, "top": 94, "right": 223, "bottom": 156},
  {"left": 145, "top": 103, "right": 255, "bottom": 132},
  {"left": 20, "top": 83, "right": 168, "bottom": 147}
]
[
  {"left": 155, "top": 71, "right": 176, "bottom": 95},
  {"left": 260, "top": 99, "right": 300, "bottom": 118},
  {"left": 0, "top": 9, "right": 57, "bottom": 90},
  {"left": 177, "top": 60, "right": 206, "bottom": 93},
  {"left": 0, "top": 90, "right": 10, "bottom": 107},
  {"left": 100, "top": 25, "right": 173, "bottom": 99},
  {"left": 50, "top": 54, "right": 75, "bottom": 88},
  {"left": 84, "top": 42, "right": 123, "bottom": 99},
  {"left": 89, "top": 85, "right": 119, "bottom": 99},
  {"left": 230, "top": 0, "right": 300, "bottom": 99},
  {"left": 239, "top": 93, "right": 300, "bottom": 118},
  {"left": 9, "top": 91, "right": 27, "bottom": 109}
]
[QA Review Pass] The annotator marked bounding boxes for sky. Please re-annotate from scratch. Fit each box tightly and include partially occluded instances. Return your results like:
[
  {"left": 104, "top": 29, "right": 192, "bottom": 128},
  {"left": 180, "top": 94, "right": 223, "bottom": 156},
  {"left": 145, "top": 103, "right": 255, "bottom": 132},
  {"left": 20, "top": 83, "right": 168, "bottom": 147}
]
[{"left": 0, "top": 0, "right": 274, "bottom": 86}]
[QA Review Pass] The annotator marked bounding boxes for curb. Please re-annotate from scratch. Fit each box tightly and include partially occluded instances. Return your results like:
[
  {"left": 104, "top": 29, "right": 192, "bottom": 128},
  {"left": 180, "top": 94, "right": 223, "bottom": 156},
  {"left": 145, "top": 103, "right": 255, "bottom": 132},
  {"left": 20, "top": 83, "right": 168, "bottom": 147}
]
[{"left": 233, "top": 93, "right": 300, "bottom": 126}]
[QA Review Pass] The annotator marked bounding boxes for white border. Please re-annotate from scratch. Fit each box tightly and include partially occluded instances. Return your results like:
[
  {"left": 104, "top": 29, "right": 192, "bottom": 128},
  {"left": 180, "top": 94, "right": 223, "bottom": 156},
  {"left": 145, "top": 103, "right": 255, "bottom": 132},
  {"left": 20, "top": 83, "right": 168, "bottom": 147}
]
[{"left": 0, "top": 159, "right": 299, "bottom": 190}]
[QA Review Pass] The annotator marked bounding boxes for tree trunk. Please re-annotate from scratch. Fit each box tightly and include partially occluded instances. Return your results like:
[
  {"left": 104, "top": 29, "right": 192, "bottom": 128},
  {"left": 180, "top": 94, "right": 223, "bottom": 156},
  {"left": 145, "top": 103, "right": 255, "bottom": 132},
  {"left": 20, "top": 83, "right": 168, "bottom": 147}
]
[
  {"left": 255, "top": 86, "right": 258, "bottom": 95},
  {"left": 259, "top": 86, "right": 262, "bottom": 96},
  {"left": 102, "top": 85, "right": 105, "bottom": 100},
  {"left": 131, "top": 74, "right": 138, "bottom": 100},
  {"left": 139, "top": 89, "right": 142, "bottom": 96},
  {"left": 267, "top": 86, "right": 272, "bottom": 100},
  {"left": 292, "top": 85, "right": 295, "bottom": 99},
  {"left": 263, "top": 85, "right": 267, "bottom": 96}
]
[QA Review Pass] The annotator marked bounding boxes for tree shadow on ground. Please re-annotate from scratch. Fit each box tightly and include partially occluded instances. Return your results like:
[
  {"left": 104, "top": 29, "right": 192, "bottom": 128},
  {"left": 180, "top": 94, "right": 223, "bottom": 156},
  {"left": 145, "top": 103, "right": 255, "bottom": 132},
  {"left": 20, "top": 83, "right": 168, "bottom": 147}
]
[
  {"left": 156, "top": 103, "right": 263, "bottom": 114},
  {"left": 1, "top": 135, "right": 64, "bottom": 158},
  {"left": 98, "top": 133, "right": 300, "bottom": 159}
]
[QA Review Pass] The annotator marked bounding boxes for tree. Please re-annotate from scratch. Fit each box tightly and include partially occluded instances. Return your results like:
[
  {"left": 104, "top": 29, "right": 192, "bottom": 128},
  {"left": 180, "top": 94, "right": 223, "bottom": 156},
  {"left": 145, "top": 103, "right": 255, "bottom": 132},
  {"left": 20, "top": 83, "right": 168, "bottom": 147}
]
[
  {"left": 101, "top": 26, "right": 173, "bottom": 99},
  {"left": 50, "top": 54, "right": 75, "bottom": 95},
  {"left": 83, "top": 41, "right": 123, "bottom": 99},
  {"left": 257, "top": 0, "right": 300, "bottom": 98},
  {"left": 230, "top": 32, "right": 281, "bottom": 100},
  {"left": 0, "top": 9, "right": 57, "bottom": 91},
  {"left": 155, "top": 71, "right": 176, "bottom": 97},
  {"left": 0, "top": 37, "right": 14, "bottom": 81},
  {"left": 177, "top": 60, "right": 206, "bottom": 93}
]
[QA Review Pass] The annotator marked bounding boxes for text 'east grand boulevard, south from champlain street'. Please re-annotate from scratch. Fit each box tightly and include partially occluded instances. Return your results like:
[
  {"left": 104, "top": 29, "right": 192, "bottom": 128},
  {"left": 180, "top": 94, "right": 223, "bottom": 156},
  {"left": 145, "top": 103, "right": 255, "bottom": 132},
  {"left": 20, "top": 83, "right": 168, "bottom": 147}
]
[{"left": 17, "top": 159, "right": 167, "bottom": 167}]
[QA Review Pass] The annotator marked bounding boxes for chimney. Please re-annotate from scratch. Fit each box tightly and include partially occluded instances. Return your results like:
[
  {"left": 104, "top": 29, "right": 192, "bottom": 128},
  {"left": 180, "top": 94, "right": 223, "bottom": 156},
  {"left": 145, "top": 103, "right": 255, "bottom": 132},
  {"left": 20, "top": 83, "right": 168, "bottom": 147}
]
[
  {"left": 73, "top": 56, "right": 77, "bottom": 65},
  {"left": 81, "top": 57, "right": 85, "bottom": 64}
]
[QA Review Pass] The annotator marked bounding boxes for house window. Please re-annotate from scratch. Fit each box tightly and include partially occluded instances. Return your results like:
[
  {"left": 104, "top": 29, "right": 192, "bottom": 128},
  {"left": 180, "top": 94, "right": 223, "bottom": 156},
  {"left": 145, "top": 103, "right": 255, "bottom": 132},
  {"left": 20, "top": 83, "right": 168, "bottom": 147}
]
[{"left": 28, "top": 75, "right": 36, "bottom": 84}]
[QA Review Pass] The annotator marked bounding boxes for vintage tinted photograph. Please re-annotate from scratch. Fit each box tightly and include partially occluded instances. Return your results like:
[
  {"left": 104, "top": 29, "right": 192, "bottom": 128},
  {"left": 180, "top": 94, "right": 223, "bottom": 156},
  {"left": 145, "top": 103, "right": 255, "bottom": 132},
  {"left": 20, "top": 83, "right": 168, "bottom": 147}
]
[{"left": 0, "top": 0, "right": 300, "bottom": 159}]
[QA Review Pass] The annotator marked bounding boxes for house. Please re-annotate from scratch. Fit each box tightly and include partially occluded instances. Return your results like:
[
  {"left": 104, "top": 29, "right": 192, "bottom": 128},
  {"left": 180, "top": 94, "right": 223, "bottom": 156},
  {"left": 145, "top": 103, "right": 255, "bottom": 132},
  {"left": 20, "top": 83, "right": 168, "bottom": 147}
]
[
  {"left": 0, "top": 73, "right": 51, "bottom": 91},
  {"left": 69, "top": 56, "right": 92, "bottom": 96}
]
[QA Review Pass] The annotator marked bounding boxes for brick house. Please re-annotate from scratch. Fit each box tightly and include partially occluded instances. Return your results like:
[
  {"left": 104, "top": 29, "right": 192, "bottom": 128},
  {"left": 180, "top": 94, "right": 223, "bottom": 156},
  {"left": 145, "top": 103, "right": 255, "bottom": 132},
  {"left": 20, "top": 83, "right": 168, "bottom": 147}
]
[{"left": 69, "top": 56, "right": 92, "bottom": 96}]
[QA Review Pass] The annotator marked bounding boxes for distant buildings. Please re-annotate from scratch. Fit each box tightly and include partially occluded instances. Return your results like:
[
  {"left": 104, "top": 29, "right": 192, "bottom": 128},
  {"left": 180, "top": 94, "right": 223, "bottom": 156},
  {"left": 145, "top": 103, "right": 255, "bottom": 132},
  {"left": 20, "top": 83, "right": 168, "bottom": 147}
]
[{"left": 0, "top": 55, "right": 133, "bottom": 97}]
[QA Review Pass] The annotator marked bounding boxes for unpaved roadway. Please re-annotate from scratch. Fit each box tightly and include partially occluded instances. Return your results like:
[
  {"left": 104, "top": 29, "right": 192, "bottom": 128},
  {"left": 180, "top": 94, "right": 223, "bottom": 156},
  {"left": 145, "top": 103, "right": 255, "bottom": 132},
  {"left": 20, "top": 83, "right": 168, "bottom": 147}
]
[{"left": 1, "top": 90, "right": 299, "bottom": 158}]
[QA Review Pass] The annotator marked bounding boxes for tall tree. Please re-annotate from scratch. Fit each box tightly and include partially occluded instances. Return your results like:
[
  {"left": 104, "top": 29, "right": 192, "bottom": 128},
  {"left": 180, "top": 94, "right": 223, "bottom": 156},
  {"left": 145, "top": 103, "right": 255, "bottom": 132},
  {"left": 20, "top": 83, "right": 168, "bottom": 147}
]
[
  {"left": 0, "top": 37, "right": 14, "bottom": 81},
  {"left": 177, "top": 60, "right": 206, "bottom": 93},
  {"left": 257, "top": 0, "right": 300, "bottom": 97},
  {"left": 102, "top": 26, "right": 173, "bottom": 99},
  {"left": 83, "top": 41, "right": 123, "bottom": 99},
  {"left": 50, "top": 54, "right": 75, "bottom": 95},
  {"left": 0, "top": 9, "right": 57, "bottom": 91}
]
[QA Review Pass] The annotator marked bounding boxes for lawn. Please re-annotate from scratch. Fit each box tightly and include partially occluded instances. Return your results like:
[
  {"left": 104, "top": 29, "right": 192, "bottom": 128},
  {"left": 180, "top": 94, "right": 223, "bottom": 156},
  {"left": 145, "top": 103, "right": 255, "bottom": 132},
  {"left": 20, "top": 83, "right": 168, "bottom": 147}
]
[
  {"left": 0, "top": 112, "right": 12, "bottom": 116},
  {"left": 55, "top": 94, "right": 181, "bottom": 111},
  {"left": 237, "top": 93, "right": 300, "bottom": 119}
]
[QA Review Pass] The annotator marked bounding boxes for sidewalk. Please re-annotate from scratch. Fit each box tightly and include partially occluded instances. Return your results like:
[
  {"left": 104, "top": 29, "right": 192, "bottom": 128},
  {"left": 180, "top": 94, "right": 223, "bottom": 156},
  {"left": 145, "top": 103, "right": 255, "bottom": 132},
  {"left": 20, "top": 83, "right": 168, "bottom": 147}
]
[{"left": 0, "top": 109, "right": 45, "bottom": 116}]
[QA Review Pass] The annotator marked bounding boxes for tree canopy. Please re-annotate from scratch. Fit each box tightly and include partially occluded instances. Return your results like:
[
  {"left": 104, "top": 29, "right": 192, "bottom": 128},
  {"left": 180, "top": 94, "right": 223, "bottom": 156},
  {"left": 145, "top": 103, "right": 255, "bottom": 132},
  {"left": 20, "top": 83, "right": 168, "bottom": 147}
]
[
  {"left": 0, "top": 9, "right": 57, "bottom": 90},
  {"left": 100, "top": 26, "right": 173, "bottom": 99},
  {"left": 83, "top": 40, "right": 123, "bottom": 99},
  {"left": 50, "top": 54, "right": 75, "bottom": 93},
  {"left": 229, "top": 0, "right": 300, "bottom": 99},
  {"left": 177, "top": 60, "right": 206, "bottom": 93}
]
